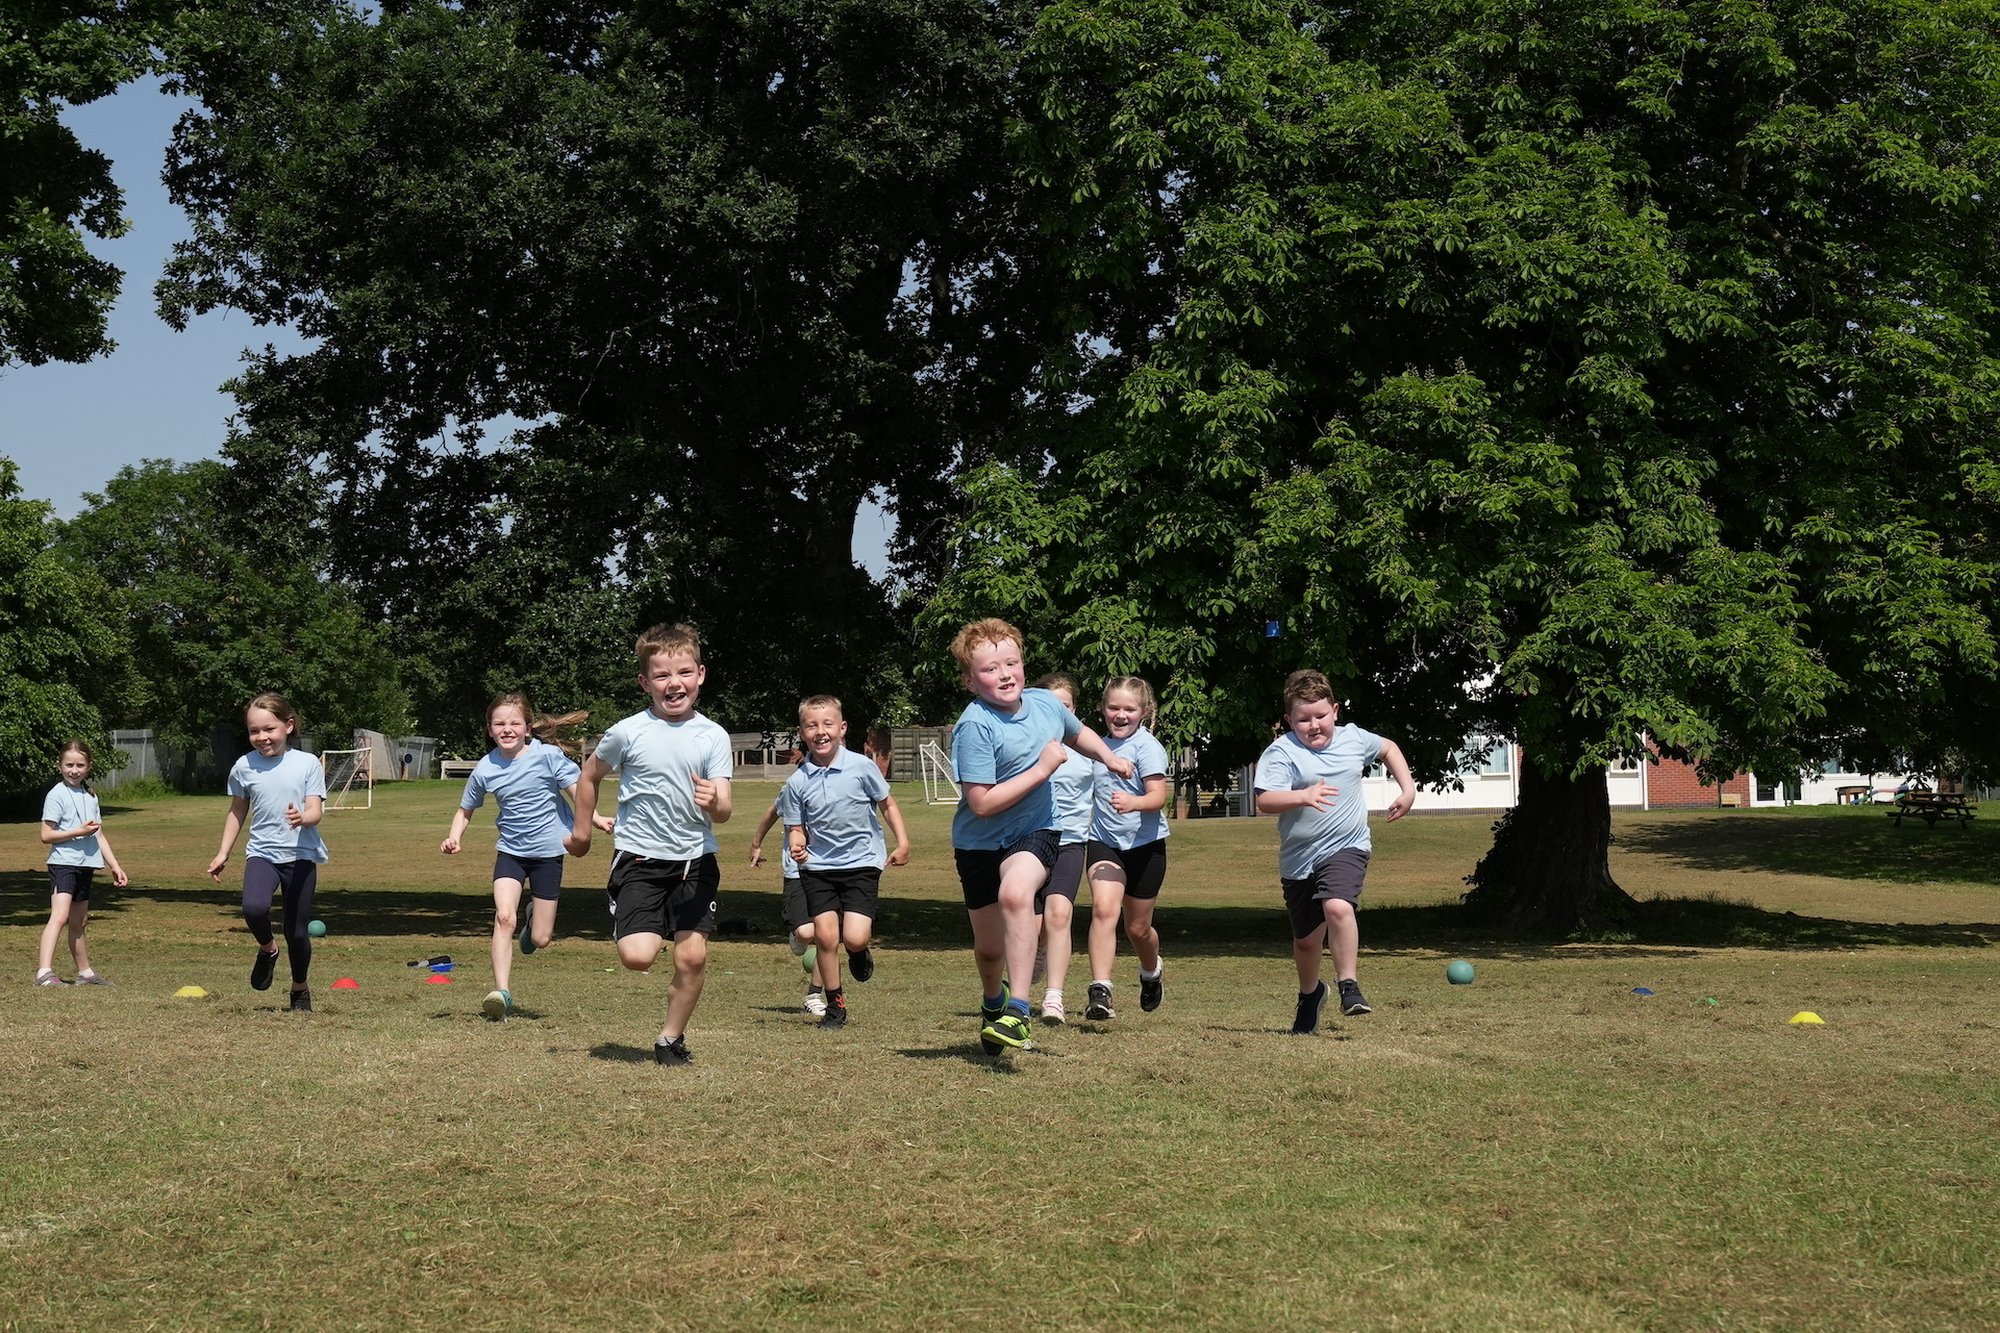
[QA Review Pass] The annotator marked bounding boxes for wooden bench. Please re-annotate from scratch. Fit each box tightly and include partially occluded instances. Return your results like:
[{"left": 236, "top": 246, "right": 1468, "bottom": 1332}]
[{"left": 1887, "top": 791, "right": 1974, "bottom": 828}]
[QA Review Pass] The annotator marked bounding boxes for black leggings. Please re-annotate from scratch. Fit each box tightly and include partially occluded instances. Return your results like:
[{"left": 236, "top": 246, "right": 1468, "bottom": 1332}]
[{"left": 243, "top": 857, "right": 317, "bottom": 984}]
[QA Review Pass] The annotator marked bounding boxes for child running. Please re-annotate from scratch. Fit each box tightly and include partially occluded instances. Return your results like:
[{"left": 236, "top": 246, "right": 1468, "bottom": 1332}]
[
  {"left": 1082, "top": 676, "right": 1171, "bottom": 1022},
  {"left": 949, "top": 618, "right": 1131, "bottom": 1054},
  {"left": 751, "top": 768, "right": 824, "bottom": 1017},
  {"left": 567, "top": 623, "right": 733, "bottom": 1066},
  {"left": 1033, "top": 674, "right": 1093, "bottom": 1025},
  {"left": 778, "top": 694, "right": 910, "bottom": 1028},
  {"left": 35, "top": 740, "right": 128, "bottom": 987},
  {"left": 440, "top": 693, "right": 608, "bottom": 1022},
  {"left": 207, "top": 693, "right": 327, "bottom": 1011},
  {"left": 1253, "top": 669, "right": 1415, "bottom": 1032}
]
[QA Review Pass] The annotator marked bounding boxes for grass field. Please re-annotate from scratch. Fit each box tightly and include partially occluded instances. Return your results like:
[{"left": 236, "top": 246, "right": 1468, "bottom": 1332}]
[{"left": 4, "top": 784, "right": 1996, "bottom": 1330}]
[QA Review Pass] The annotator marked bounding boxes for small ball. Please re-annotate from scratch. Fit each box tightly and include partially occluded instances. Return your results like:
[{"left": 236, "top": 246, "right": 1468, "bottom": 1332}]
[
  {"left": 307, "top": 919, "right": 327, "bottom": 938},
  {"left": 1446, "top": 959, "right": 1476, "bottom": 985}
]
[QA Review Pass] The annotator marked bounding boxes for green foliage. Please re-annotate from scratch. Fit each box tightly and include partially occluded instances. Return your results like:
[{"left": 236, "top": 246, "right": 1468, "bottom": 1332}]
[
  {"left": 56, "top": 459, "right": 410, "bottom": 783},
  {"left": 0, "top": 0, "right": 160, "bottom": 366},
  {"left": 0, "top": 457, "right": 123, "bottom": 792}
]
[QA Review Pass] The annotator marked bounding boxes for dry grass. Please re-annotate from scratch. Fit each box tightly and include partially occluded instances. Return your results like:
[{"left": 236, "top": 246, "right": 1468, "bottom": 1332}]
[{"left": 3, "top": 785, "right": 1996, "bottom": 1330}]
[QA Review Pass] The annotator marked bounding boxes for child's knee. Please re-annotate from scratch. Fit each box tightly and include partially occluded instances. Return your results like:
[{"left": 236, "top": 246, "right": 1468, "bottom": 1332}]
[
  {"left": 675, "top": 935, "right": 709, "bottom": 973},
  {"left": 1324, "top": 898, "right": 1356, "bottom": 924},
  {"left": 1124, "top": 917, "right": 1152, "bottom": 945},
  {"left": 494, "top": 906, "right": 519, "bottom": 934},
  {"left": 616, "top": 937, "right": 660, "bottom": 970}
]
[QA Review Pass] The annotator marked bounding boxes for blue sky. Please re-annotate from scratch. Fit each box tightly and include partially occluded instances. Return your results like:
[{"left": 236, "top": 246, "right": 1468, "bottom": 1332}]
[{"left": 1, "top": 81, "right": 894, "bottom": 573}]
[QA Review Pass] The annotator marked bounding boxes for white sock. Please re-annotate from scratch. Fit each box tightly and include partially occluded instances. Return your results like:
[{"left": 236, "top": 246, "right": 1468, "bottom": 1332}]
[
  {"left": 1141, "top": 963, "right": 1162, "bottom": 980},
  {"left": 1044, "top": 988, "right": 1063, "bottom": 1004}
]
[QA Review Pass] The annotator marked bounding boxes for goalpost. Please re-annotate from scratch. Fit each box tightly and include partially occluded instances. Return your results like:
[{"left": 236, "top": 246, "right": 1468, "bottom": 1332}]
[
  {"left": 321, "top": 749, "right": 373, "bottom": 810},
  {"left": 920, "top": 739, "right": 960, "bottom": 806}
]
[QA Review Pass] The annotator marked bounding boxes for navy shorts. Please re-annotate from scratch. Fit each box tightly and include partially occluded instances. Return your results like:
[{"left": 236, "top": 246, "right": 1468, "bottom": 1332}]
[
  {"left": 781, "top": 876, "right": 809, "bottom": 932},
  {"left": 48, "top": 865, "right": 96, "bottom": 902},
  {"left": 494, "top": 851, "right": 564, "bottom": 902},
  {"left": 1282, "top": 848, "right": 1370, "bottom": 938},
  {"left": 606, "top": 851, "right": 719, "bottom": 940},
  {"left": 955, "top": 829, "right": 1060, "bottom": 912},
  {"left": 801, "top": 866, "right": 881, "bottom": 920},
  {"left": 1085, "top": 837, "right": 1169, "bottom": 901},
  {"left": 1038, "top": 841, "right": 1086, "bottom": 909}
]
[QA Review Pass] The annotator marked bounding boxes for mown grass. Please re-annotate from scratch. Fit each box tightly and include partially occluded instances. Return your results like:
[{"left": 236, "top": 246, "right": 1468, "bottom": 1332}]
[{"left": 4, "top": 786, "right": 1996, "bottom": 1330}]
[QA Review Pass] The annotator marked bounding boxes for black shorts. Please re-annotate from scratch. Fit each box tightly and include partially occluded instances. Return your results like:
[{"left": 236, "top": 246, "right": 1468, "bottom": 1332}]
[
  {"left": 1039, "top": 841, "right": 1086, "bottom": 908},
  {"left": 1282, "top": 848, "right": 1370, "bottom": 938},
  {"left": 802, "top": 866, "right": 881, "bottom": 920},
  {"left": 606, "top": 851, "right": 720, "bottom": 940},
  {"left": 494, "top": 852, "right": 564, "bottom": 902},
  {"left": 955, "top": 829, "right": 1060, "bottom": 912},
  {"left": 48, "top": 865, "right": 96, "bottom": 901},
  {"left": 781, "top": 876, "right": 809, "bottom": 932},
  {"left": 1085, "top": 837, "right": 1169, "bottom": 900}
]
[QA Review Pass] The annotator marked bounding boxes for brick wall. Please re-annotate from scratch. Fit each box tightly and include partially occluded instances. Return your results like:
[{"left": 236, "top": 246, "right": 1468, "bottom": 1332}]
[{"left": 1646, "top": 749, "right": 1753, "bottom": 807}]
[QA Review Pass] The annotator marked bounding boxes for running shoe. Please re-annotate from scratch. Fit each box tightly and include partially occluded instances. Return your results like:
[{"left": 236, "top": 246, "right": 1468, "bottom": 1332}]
[
  {"left": 849, "top": 947, "right": 874, "bottom": 983},
  {"left": 1338, "top": 979, "right": 1372, "bottom": 1016},
  {"left": 1041, "top": 992, "right": 1066, "bottom": 1025},
  {"left": 820, "top": 993, "right": 848, "bottom": 1029},
  {"left": 251, "top": 946, "right": 278, "bottom": 992},
  {"left": 287, "top": 987, "right": 313, "bottom": 1013},
  {"left": 74, "top": 972, "right": 113, "bottom": 986},
  {"left": 654, "top": 1036, "right": 693, "bottom": 1066},
  {"left": 1139, "top": 969, "right": 1163, "bottom": 1012},
  {"left": 980, "top": 1011, "right": 1033, "bottom": 1051},
  {"left": 1085, "top": 981, "right": 1115, "bottom": 1021},
  {"left": 33, "top": 971, "right": 68, "bottom": 987},
  {"left": 804, "top": 985, "right": 827, "bottom": 1017},
  {"left": 518, "top": 915, "right": 537, "bottom": 955},
  {"left": 1291, "top": 981, "right": 1328, "bottom": 1035},
  {"left": 482, "top": 988, "right": 511, "bottom": 1021}
]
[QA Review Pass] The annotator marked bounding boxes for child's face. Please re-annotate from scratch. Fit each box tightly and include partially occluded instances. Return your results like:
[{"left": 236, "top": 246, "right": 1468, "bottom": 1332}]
[
  {"left": 799, "top": 706, "right": 846, "bottom": 762},
  {"left": 1102, "top": 688, "right": 1144, "bottom": 739},
  {"left": 1286, "top": 697, "right": 1338, "bottom": 751},
  {"left": 1047, "top": 686, "right": 1075, "bottom": 715},
  {"left": 963, "top": 638, "right": 1025, "bottom": 709},
  {"left": 489, "top": 705, "right": 529, "bottom": 755},
  {"left": 246, "top": 706, "right": 294, "bottom": 756},
  {"left": 640, "top": 651, "right": 705, "bottom": 720},
  {"left": 59, "top": 751, "right": 90, "bottom": 785}
]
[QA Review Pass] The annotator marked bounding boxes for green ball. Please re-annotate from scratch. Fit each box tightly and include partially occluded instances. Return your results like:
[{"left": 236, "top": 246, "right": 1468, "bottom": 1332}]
[
  {"left": 307, "top": 919, "right": 327, "bottom": 938},
  {"left": 1446, "top": 959, "right": 1475, "bottom": 985}
]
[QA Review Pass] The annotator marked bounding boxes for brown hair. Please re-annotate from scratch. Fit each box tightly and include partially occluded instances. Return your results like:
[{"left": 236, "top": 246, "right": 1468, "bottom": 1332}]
[
  {"left": 950, "top": 617, "right": 1025, "bottom": 671},
  {"left": 487, "top": 692, "right": 591, "bottom": 758},
  {"left": 797, "top": 693, "right": 844, "bottom": 721},
  {"left": 57, "top": 739, "right": 97, "bottom": 793},
  {"left": 1035, "top": 672, "right": 1079, "bottom": 702},
  {"left": 636, "top": 623, "right": 703, "bottom": 670},
  {"left": 247, "top": 692, "right": 301, "bottom": 735},
  {"left": 1102, "top": 675, "right": 1156, "bottom": 724},
  {"left": 1281, "top": 669, "right": 1336, "bottom": 712}
]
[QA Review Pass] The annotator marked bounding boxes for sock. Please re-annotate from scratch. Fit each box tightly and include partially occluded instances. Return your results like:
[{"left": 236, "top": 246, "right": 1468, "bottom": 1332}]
[
  {"left": 1007, "top": 997, "right": 1030, "bottom": 1018},
  {"left": 828, "top": 987, "right": 843, "bottom": 1003},
  {"left": 982, "top": 990, "right": 1006, "bottom": 1013},
  {"left": 1094, "top": 979, "right": 1113, "bottom": 991},
  {"left": 1141, "top": 964, "right": 1162, "bottom": 980},
  {"left": 807, "top": 984, "right": 823, "bottom": 995}
]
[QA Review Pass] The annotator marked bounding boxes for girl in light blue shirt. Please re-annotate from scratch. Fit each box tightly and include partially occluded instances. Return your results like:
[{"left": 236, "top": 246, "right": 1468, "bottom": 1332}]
[
  {"left": 1082, "top": 677, "right": 1173, "bottom": 1023},
  {"left": 36, "top": 740, "right": 128, "bottom": 987}
]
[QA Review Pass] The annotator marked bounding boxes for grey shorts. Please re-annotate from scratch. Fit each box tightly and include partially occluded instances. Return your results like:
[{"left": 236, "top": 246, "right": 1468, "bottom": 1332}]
[{"left": 1281, "top": 848, "right": 1369, "bottom": 938}]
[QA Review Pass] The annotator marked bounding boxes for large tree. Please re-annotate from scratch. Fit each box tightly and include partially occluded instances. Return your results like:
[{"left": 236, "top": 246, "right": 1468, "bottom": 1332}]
[
  {"left": 930, "top": 0, "right": 2000, "bottom": 930},
  {"left": 1, "top": 0, "right": 159, "bottom": 366},
  {"left": 156, "top": 0, "right": 1054, "bottom": 736}
]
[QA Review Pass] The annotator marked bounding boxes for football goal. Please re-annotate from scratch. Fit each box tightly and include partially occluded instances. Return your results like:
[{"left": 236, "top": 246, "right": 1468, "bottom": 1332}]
[
  {"left": 920, "top": 739, "right": 960, "bottom": 806},
  {"left": 321, "top": 748, "right": 373, "bottom": 810}
]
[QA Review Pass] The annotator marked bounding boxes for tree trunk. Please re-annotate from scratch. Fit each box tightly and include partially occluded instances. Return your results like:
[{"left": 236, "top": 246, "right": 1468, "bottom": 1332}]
[{"left": 1463, "top": 762, "right": 1636, "bottom": 933}]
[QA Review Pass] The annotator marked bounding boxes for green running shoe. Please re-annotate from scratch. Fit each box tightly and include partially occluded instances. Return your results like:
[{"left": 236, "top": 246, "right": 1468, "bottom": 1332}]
[{"left": 980, "top": 1011, "right": 1033, "bottom": 1051}]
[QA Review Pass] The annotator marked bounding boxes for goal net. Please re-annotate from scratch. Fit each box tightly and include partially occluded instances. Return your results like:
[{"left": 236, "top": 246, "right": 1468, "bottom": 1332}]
[
  {"left": 920, "top": 739, "right": 960, "bottom": 806},
  {"left": 321, "top": 748, "right": 373, "bottom": 810}
]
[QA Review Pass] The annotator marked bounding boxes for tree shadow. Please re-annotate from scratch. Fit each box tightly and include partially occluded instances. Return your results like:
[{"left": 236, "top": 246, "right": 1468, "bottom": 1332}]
[{"left": 1616, "top": 809, "right": 1997, "bottom": 886}]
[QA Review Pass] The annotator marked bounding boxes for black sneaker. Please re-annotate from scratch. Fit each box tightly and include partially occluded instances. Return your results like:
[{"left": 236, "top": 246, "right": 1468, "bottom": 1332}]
[
  {"left": 1338, "top": 980, "right": 1372, "bottom": 1016},
  {"left": 1291, "top": 982, "right": 1328, "bottom": 1035},
  {"left": 654, "top": 1036, "right": 692, "bottom": 1066},
  {"left": 1085, "top": 982, "right": 1115, "bottom": 1021},
  {"left": 820, "top": 993, "right": 848, "bottom": 1028},
  {"left": 1139, "top": 970, "right": 1164, "bottom": 1012},
  {"left": 251, "top": 947, "right": 278, "bottom": 992},
  {"left": 287, "top": 987, "right": 312, "bottom": 1012},
  {"left": 518, "top": 913, "right": 537, "bottom": 955},
  {"left": 849, "top": 947, "right": 874, "bottom": 983}
]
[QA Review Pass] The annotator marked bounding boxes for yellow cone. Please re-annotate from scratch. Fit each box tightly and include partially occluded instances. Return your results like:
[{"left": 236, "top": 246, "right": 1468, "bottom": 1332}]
[
  {"left": 174, "top": 985, "right": 209, "bottom": 999},
  {"left": 1787, "top": 1010, "right": 1824, "bottom": 1025}
]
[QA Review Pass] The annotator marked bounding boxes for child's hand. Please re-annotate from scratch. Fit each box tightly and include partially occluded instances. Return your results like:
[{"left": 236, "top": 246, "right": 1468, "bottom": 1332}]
[
  {"left": 789, "top": 840, "right": 809, "bottom": 865},
  {"left": 79, "top": 819, "right": 102, "bottom": 837},
  {"left": 1039, "top": 740, "right": 1069, "bottom": 775},
  {"left": 206, "top": 854, "right": 228, "bottom": 882},
  {"left": 1300, "top": 781, "right": 1337, "bottom": 810},
  {"left": 111, "top": 867, "right": 129, "bottom": 888},
  {"left": 591, "top": 815, "right": 616, "bottom": 834},
  {"left": 284, "top": 803, "right": 304, "bottom": 828},
  {"left": 749, "top": 843, "right": 766, "bottom": 868},
  {"left": 888, "top": 845, "right": 909, "bottom": 868},
  {"left": 564, "top": 831, "right": 592, "bottom": 858},
  {"left": 1110, "top": 790, "right": 1139, "bottom": 814},
  {"left": 1385, "top": 788, "right": 1414, "bottom": 821},
  {"left": 692, "top": 777, "right": 721, "bottom": 814},
  {"left": 1104, "top": 755, "right": 1136, "bottom": 781},
  {"left": 440, "top": 836, "right": 460, "bottom": 855}
]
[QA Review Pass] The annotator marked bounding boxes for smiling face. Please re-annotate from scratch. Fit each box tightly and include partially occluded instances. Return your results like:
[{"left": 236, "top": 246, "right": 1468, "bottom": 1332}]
[
  {"left": 799, "top": 705, "right": 846, "bottom": 763},
  {"left": 58, "top": 749, "right": 90, "bottom": 786},
  {"left": 1102, "top": 686, "right": 1145, "bottom": 739},
  {"left": 1286, "top": 697, "right": 1339, "bottom": 751},
  {"left": 246, "top": 706, "right": 295, "bottom": 756},
  {"left": 963, "top": 637, "right": 1026, "bottom": 710},
  {"left": 488, "top": 703, "right": 529, "bottom": 757},
  {"left": 640, "top": 650, "right": 705, "bottom": 721}
]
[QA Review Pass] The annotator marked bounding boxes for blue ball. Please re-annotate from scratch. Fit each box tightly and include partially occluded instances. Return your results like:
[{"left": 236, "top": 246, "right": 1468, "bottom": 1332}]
[{"left": 1446, "top": 959, "right": 1475, "bottom": 985}]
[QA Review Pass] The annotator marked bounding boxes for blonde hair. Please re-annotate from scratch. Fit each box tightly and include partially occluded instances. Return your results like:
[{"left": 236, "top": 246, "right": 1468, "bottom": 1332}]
[
  {"left": 636, "top": 623, "right": 703, "bottom": 670},
  {"left": 797, "top": 693, "right": 844, "bottom": 721},
  {"left": 1102, "top": 675, "right": 1156, "bottom": 724},
  {"left": 951, "top": 617, "right": 1025, "bottom": 671},
  {"left": 1281, "top": 669, "right": 1336, "bottom": 712},
  {"left": 487, "top": 692, "right": 591, "bottom": 758}
]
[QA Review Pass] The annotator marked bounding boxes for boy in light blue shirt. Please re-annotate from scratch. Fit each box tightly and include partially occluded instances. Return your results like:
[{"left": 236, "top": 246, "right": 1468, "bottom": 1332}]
[
  {"left": 1253, "top": 668, "right": 1415, "bottom": 1032},
  {"left": 779, "top": 694, "right": 909, "bottom": 1028}
]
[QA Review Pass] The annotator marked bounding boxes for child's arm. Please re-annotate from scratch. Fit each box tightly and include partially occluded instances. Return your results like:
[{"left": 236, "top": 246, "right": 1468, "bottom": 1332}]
[
  {"left": 285, "top": 795, "right": 323, "bottom": 828},
  {"left": 749, "top": 800, "right": 782, "bottom": 866},
  {"left": 565, "top": 755, "right": 612, "bottom": 856},
  {"left": 96, "top": 827, "right": 129, "bottom": 888},
  {"left": 1066, "top": 723, "right": 1136, "bottom": 780},
  {"left": 1109, "top": 775, "right": 1169, "bottom": 815},
  {"left": 1255, "top": 782, "right": 1337, "bottom": 815},
  {"left": 561, "top": 782, "right": 616, "bottom": 834},
  {"left": 440, "top": 806, "right": 473, "bottom": 855},
  {"left": 208, "top": 796, "right": 251, "bottom": 881},
  {"left": 785, "top": 823, "right": 808, "bottom": 864},
  {"left": 880, "top": 795, "right": 910, "bottom": 867},
  {"left": 1379, "top": 740, "right": 1416, "bottom": 821},
  {"left": 961, "top": 740, "right": 1071, "bottom": 818},
  {"left": 693, "top": 775, "right": 733, "bottom": 825},
  {"left": 40, "top": 819, "right": 101, "bottom": 845}
]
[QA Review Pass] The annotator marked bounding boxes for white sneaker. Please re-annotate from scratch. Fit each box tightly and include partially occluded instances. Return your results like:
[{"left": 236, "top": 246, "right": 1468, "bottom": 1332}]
[
  {"left": 803, "top": 987, "right": 827, "bottom": 1017},
  {"left": 1041, "top": 992, "right": 1065, "bottom": 1025},
  {"left": 790, "top": 932, "right": 809, "bottom": 958}
]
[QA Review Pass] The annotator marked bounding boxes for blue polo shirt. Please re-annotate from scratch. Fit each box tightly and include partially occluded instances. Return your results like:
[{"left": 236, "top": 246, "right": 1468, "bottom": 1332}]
[
  {"left": 1049, "top": 748, "right": 1095, "bottom": 844},
  {"left": 949, "top": 687, "right": 1082, "bottom": 851},
  {"left": 1091, "top": 726, "right": 1171, "bottom": 850},
  {"left": 1253, "top": 725, "right": 1384, "bottom": 878},
  {"left": 227, "top": 748, "right": 330, "bottom": 865},
  {"left": 43, "top": 783, "right": 103, "bottom": 868},
  {"left": 593, "top": 708, "right": 733, "bottom": 860},
  {"left": 778, "top": 745, "right": 892, "bottom": 871},
  {"left": 459, "top": 739, "right": 581, "bottom": 859}
]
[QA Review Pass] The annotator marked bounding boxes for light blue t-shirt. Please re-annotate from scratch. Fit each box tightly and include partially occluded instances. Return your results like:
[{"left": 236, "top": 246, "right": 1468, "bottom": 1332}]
[
  {"left": 1049, "top": 749, "right": 1095, "bottom": 844},
  {"left": 43, "top": 783, "right": 103, "bottom": 868},
  {"left": 1253, "top": 725, "right": 1384, "bottom": 879},
  {"left": 778, "top": 745, "right": 892, "bottom": 871},
  {"left": 593, "top": 709, "right": 733, "bottom": 860},
  {"left": 460, "top": 739, "right": 581, "bottom": 859},
  {"left": 1091, "top": 726, "right": 1171, "bottom": 850},
  {"left": 950, "top": 687, "right": 1082, "bottom": 851},
  {"left": 227, "top": 748, "right": 330, "bottom": 865}
]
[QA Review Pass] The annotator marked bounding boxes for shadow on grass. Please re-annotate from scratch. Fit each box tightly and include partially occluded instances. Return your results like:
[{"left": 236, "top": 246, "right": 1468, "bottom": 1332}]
[
  {"left": 586, "top": 1042, "right": 656, "bottom": 1064},
  {"left": 892, "top": 1043, "right": 1026, "bottom": 1069},
  {"left": 1617, "top": 807, "right": 1999, "bottom": 885}
]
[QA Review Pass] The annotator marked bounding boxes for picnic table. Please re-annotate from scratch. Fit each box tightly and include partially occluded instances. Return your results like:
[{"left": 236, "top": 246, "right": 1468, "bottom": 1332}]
[{"left": 1886, "top": 790, "right": 1975, "bottom": 828}]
